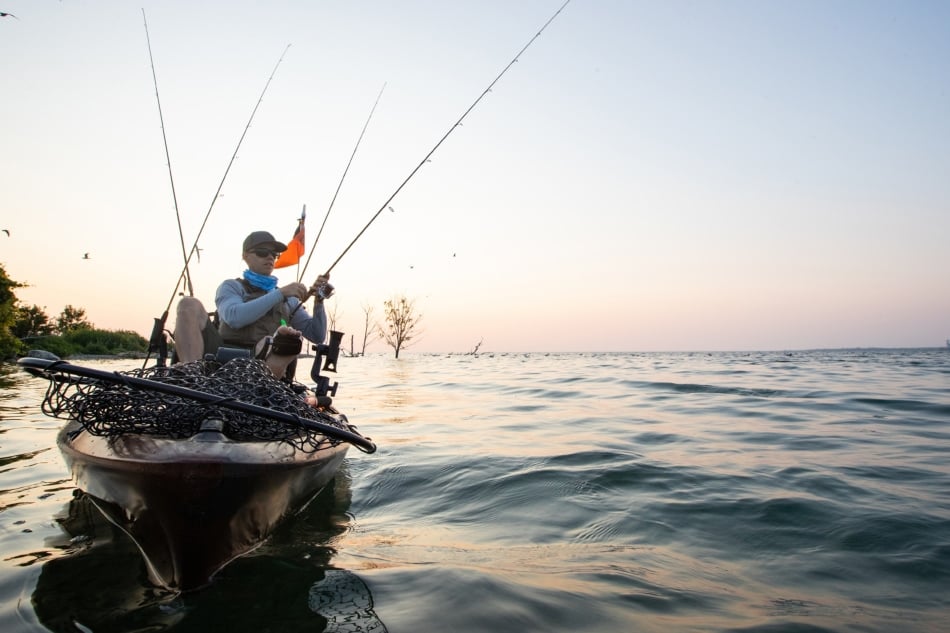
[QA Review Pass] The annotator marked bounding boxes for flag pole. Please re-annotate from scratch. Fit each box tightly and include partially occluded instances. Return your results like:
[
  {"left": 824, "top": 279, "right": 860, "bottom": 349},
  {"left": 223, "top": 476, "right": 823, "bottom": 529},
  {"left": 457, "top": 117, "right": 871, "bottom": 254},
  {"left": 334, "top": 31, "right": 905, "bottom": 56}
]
[
  {"left": 274, "top": 204, "right": 307, "bottom": 276},
  {"left": 296, "top": 204, "right": 306, "bottom": 282}
]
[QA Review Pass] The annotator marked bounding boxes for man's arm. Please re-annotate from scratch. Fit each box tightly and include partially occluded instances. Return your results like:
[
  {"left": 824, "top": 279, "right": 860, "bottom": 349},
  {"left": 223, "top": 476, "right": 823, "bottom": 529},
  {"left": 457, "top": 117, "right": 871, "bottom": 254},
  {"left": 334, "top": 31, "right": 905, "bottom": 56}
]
[
  {"left": 215, "top": 279, "right": 284, "bottom": 329},
  {"left": 289, "top": 299, "right": 328, "bottom": 345}
]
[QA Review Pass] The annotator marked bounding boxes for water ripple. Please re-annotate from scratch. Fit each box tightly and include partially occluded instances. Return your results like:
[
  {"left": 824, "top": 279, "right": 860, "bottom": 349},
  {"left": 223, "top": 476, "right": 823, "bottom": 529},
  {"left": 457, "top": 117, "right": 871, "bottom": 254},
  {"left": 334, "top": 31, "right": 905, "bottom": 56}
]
[{"left": 2, "top": 349, "right": 948, "bottom": 632}]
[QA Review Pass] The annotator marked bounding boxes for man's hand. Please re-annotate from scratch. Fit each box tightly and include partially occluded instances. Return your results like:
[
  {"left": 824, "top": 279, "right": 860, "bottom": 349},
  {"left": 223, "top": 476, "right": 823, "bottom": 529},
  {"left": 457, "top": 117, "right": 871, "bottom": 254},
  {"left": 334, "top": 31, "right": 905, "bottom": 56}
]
[
  {"left": 279, "top": 282, "right": 309, "bottom": 301},
  {"left": 310, "top": 273, "right": 334, "bottom": 300}
]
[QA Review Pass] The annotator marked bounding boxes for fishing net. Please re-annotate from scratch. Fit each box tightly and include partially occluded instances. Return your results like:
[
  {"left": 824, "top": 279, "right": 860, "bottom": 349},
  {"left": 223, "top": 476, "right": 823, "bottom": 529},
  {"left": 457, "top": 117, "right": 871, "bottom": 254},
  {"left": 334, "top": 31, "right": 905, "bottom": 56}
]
[{"left": 40, "top": 357, "right": 349, "bottom": 453}]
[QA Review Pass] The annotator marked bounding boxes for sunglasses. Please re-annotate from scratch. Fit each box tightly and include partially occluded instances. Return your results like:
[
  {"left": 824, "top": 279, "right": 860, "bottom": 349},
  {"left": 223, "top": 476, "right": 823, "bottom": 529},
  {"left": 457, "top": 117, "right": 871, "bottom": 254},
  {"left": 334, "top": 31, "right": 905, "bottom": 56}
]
[{"left": 249, "top": 249, "right": 280, "bottom": 259}]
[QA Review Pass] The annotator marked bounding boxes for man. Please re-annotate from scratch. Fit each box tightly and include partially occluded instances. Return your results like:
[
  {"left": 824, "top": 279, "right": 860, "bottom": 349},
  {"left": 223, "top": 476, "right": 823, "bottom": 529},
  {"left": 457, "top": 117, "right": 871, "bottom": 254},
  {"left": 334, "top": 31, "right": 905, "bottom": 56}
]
[{"left": 173, "top": 230, "right": 333, "bottom": 377}]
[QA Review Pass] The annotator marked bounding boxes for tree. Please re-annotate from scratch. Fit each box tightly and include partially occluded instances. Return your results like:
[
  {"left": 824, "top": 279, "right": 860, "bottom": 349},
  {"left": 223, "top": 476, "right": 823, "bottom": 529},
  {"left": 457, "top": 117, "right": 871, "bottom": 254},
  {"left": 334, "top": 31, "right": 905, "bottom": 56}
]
[
  {"left": 380, "top": 295, "right": 422, "bottom": 359},
  {"left": 0, "top": 267, "right": 147, "bottom": 360},
  {"left": 326, "top": 300, "right": 341, "bottom": 332},
  {"left": 359, "top": 302, "right": 382, "bottom": 356},
  {"left": 466, "top": 338, "right": 484, "bottom": 355},
  {"left": 56, "top": 305, "right": 91, "bottom": 334},
  {"left": 0, "top": 263, "right": 25, "bottom": 359},
  {"left": 13, "top": 304, "right": 54, "bottom": 339}
]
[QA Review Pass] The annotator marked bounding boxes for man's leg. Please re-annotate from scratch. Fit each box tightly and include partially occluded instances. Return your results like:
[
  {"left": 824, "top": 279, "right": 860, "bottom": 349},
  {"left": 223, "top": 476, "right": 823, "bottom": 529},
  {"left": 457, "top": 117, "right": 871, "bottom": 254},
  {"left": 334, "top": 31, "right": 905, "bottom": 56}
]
[{"left": 174, "top": 297, "right": 213, "bottom": 363}]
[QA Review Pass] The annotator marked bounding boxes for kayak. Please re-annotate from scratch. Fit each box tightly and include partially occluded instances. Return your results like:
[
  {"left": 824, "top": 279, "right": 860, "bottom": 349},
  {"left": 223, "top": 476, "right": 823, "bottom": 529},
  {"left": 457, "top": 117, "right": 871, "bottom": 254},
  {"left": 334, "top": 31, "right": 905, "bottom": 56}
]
[{"left": 19, "top": 354, "right": 375, "bottom": 591}]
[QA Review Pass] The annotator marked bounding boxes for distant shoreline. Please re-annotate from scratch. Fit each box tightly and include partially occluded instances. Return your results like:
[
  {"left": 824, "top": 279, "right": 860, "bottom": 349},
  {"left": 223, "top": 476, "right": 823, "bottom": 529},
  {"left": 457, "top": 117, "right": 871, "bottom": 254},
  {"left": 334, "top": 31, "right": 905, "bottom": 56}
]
[{"left": 5, "top": 346, "right": 946, "bottom": 367}]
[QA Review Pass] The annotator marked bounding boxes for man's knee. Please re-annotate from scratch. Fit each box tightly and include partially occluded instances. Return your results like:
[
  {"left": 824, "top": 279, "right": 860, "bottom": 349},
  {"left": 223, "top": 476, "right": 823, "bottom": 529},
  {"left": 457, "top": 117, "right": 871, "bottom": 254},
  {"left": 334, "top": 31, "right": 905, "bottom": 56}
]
[{"left": 177, "top": 297, "right": 208, "bottom": 323}]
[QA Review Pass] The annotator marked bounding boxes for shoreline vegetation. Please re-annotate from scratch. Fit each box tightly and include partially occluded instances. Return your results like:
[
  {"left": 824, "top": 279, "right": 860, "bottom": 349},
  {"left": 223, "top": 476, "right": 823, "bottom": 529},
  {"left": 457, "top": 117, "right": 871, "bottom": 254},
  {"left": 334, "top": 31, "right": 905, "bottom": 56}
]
[
  {"left": 1, "top": 263, "right": 150, "bottom": 362},
  {"left": 11, "top": 330, "right": 150, "bottom": 362}
]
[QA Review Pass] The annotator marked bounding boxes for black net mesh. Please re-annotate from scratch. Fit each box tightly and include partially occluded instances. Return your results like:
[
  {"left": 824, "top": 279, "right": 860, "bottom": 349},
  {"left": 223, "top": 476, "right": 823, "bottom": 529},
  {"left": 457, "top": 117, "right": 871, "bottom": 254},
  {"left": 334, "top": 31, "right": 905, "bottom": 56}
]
[{"left": 41, "top": 358, "right": 348, "bottom": 453}]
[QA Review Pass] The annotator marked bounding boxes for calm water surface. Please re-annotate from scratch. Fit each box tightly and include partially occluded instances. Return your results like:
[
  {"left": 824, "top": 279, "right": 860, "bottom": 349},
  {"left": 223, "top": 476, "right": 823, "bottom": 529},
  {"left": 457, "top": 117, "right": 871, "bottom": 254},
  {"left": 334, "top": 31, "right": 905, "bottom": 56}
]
[{"left": 1, "top": 349, "right": 948, "bottom": 632}]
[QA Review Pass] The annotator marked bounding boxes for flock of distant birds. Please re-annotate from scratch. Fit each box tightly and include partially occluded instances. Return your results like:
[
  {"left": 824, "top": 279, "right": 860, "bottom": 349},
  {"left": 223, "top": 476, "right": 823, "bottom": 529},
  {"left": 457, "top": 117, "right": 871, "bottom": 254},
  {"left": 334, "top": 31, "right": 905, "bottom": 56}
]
[
  {"left": 5, "top": 13, "right": 83, "bottom": 258},
  {"left": 2, "top": 10, "right": 84, "bottom": 261},
  {"left": 2, "top": 229, "right": 90, "bottom": 259},
  {"left": 3, "top": 206, "right": 463, "bottom": 265},
  {"left": 3, "top": 224, "right": 455, "bottom": 266}
]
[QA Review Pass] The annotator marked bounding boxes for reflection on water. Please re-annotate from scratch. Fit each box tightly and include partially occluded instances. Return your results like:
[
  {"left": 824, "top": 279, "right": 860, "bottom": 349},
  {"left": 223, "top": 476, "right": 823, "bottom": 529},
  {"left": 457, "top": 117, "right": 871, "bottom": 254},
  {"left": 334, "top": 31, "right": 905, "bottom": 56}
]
[
  {"left": 381, "top": 362, "right": 413, "bottom": 414},
  {"left": 310, "top": 570, "right": 387, "bottom": 633},
  {"left": 29, "top": 466, "right": 387, "bottom": 633},
  {"left": 31, "top": 491, "right": 183, "bottom": 632},
  {"left": 3, "top": 351, "right": 949, "bottom": 632}
]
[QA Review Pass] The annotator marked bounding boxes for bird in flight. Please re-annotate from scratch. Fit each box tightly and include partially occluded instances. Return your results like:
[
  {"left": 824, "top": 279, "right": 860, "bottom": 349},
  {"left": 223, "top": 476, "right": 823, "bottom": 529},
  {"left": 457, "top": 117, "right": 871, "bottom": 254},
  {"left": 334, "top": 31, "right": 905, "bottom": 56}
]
[
  {"left": 2, "top": 229, "right": 9, "bottom": 236},
  {"left": 0, "top": 12, "right": 17, "bottom": 19}
]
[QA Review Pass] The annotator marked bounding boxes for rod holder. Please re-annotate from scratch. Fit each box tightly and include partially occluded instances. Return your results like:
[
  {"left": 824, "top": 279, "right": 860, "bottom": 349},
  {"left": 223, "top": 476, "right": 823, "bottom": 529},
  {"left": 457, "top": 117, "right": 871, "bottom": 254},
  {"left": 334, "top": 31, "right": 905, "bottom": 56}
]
[{"left": 310, "top": 330, "right": 343, "bottom": 397}]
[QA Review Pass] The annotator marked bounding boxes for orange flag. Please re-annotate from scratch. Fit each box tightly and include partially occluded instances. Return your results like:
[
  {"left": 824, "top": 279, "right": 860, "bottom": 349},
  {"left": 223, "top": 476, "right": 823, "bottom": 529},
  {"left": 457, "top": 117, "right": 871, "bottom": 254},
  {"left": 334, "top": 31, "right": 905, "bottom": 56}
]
[{"left": 275, "top": 206, "right": 306, "bottom": 269}]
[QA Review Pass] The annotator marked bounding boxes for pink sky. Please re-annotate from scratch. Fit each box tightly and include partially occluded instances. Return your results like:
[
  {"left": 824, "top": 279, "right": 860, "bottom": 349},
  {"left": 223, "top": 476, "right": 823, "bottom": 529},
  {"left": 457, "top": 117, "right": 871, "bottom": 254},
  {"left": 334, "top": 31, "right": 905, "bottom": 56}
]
[{"left": 2, "top": 1, "right": 948, "bottom": 352}]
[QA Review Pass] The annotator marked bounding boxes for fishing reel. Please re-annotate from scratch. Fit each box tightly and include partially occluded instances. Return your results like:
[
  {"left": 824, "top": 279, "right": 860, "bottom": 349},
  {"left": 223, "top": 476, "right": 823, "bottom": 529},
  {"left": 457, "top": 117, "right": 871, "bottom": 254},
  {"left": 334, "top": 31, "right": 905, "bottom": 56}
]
[
  {"left": 310, "top": 330, "right": 343, "bottom": 399},
  {"left": 312, "top": 282, "right": 335, "bottom": 301}
]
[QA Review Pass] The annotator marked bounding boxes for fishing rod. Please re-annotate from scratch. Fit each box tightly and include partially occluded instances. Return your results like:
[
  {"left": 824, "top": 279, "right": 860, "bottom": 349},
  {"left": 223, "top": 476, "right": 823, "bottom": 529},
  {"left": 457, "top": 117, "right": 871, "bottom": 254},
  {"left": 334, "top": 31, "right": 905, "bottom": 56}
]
[
  {"left": 282, "top": 83, "right": 387, "bottom": 320},
  {"left": 284, "top": 1, "right": 570, "bottom": 321},
  {"left": 169, "top": 42, "right": 292, "bottom": 306},
  {"left": 321, "top": 0, "right": 571, "bottom": 277},
  {"left": 145, "top": 42, "right": 291, "bottom": 366},
  {"left": 298, "top": 82, "right": 387, "bottom": 283},
  {"left": 142, "top": 9, "right": 192, "bottom": 298}
]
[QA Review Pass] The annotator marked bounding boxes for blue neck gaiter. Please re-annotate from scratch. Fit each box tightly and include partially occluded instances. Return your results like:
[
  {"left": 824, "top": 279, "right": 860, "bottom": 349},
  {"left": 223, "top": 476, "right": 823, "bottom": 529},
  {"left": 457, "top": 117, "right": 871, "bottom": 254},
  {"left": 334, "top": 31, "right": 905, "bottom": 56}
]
[{"left": 243, "top": 269, "right": 278, "bottom": 292}]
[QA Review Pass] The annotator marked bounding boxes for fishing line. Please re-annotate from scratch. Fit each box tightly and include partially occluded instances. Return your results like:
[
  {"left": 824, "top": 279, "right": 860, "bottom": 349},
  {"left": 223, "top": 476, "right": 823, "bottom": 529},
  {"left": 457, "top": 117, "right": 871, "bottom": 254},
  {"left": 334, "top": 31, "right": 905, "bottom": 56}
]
[
  {"left": 166, "top": 42, "right": 292, "bottom": 309},
  {"left": 142, "top": 9, "right": 191, "bottom": 297},
  {"left": 298, "top": 82, "right": 387, "bottom": 283},
  {"left": 321, "top": 0, "right": 572, "bottom": 277}
]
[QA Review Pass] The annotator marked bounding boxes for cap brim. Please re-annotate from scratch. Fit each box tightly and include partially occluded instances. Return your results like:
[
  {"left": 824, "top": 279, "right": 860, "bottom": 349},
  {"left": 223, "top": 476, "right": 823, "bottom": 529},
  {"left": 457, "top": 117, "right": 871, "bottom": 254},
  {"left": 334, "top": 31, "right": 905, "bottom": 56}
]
[{"left": 250, "top": 240, "right": 287, "bottom": 252}]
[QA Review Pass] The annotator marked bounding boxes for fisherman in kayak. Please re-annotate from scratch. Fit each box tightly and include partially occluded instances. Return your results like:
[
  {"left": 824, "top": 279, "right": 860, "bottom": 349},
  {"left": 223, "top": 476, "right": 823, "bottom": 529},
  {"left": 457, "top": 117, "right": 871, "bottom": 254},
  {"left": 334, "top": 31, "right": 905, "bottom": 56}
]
[{"left": 173, "top": 230, "right": 333, "bottom": 378}]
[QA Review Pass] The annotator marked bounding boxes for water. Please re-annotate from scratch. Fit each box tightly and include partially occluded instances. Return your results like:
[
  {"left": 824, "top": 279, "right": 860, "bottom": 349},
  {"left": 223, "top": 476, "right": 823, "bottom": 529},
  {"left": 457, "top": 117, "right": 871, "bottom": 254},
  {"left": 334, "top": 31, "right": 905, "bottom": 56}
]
[{"left": 1, "top": 350, "right": 948, "bottom": 632}]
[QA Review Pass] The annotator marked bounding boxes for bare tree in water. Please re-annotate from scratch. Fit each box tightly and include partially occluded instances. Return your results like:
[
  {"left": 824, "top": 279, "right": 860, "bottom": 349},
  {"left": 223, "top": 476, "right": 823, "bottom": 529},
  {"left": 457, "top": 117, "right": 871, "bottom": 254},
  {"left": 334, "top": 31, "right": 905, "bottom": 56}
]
[
  {"left": 359, "top": 302, "right": 383, "bottom": 356},
  {"left": 380, "top": 295, "right": 422, "bottom": 359},
  {"left": 326, "top": 301, "right": 342, "bottom": 332},
  {"left": 467, "top": 338, "right": 484, "bottom": 355}
]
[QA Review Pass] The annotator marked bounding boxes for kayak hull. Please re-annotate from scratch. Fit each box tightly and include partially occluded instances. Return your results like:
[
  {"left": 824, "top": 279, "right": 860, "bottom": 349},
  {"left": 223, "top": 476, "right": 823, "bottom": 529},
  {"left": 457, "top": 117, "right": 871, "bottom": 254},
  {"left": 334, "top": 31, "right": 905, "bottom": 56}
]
[{"left": 58, "top": 420, "right": 349, "bottom": 591}]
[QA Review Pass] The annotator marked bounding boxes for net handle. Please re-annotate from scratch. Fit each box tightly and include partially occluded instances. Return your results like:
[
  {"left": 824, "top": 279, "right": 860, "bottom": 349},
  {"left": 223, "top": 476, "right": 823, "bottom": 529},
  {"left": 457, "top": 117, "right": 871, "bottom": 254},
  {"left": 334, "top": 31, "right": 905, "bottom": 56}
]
[{"left": 18, "top": 357, "right": 376, "bottom": 453}]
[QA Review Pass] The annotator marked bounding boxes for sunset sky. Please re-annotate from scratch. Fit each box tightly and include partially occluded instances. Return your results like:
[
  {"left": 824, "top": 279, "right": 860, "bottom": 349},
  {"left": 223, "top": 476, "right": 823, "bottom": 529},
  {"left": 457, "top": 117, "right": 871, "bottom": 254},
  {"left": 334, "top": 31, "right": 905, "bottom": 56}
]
[{"left": 2, "top": 1, "right": 948, "bottom": 353}]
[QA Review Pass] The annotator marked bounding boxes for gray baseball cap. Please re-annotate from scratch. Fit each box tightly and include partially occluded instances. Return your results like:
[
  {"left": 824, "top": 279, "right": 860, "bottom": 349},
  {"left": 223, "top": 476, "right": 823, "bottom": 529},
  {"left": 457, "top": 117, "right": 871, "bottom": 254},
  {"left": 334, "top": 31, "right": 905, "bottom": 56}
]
[{"left": 242, "top": 231, "right": 287, "bottom": 253}]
